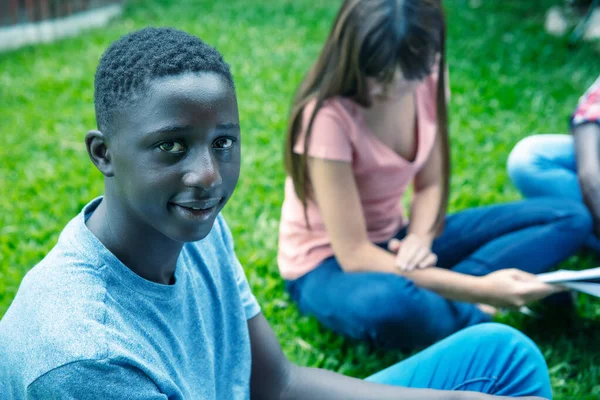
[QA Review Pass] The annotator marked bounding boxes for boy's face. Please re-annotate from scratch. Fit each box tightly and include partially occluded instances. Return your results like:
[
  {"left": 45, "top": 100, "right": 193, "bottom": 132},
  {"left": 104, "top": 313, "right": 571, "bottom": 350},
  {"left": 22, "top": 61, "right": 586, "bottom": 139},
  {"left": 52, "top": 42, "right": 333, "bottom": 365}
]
[{"left": 108, "top": 72, "right": 240, "bottom": 242}]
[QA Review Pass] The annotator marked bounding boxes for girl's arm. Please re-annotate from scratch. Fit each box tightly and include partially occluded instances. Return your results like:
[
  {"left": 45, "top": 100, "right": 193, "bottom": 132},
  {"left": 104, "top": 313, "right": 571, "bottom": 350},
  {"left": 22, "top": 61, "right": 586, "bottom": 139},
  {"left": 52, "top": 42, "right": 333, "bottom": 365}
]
[
  {"left": 307, "top": 157, "right": 558, "bottom": 307},
  {"left": 407, "top": 130, "right": 443, "bottom": 244},
  {"left": 574, "top": 123, "right": 600, "bottom": 235},
  {"left": 572, "top": 77, "right": 600, "bottom": 234}
]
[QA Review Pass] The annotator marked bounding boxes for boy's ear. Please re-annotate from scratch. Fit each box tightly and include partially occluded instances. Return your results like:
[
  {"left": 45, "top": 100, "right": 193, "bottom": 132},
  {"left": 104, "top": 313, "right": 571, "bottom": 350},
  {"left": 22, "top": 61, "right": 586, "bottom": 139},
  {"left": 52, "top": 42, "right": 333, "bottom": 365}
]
[{"left": 85, "top": 130, "right": 114, "bottom": 177}]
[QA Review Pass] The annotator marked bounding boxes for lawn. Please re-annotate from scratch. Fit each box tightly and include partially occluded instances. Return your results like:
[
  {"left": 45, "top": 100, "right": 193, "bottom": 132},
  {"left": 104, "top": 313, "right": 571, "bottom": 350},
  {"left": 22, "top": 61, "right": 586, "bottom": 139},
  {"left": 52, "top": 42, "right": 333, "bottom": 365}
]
[{"left": 1, "top": 0, "right": 599, "bottom": 398}]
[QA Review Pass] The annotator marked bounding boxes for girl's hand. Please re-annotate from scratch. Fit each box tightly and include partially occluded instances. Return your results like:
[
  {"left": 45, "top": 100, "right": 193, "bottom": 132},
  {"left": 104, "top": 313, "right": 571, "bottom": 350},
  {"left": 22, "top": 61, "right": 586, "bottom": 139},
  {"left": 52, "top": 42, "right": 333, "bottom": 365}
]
[
  {"left": 388, "top": 234, "right": 437, "bottom": 272},
  {"left": 479, "top": 269, "right": 564, "bottom": 308}
]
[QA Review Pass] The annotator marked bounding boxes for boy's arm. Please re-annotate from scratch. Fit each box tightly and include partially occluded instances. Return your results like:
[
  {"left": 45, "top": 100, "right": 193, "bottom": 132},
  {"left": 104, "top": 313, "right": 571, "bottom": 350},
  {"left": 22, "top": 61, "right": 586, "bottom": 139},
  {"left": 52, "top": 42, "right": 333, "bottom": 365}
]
[
  {"left": 248, "top": 313, "right": 536, "bottom": 400},
  {"left": 27, "top": 359, "right": 166, "bottom": 399}
]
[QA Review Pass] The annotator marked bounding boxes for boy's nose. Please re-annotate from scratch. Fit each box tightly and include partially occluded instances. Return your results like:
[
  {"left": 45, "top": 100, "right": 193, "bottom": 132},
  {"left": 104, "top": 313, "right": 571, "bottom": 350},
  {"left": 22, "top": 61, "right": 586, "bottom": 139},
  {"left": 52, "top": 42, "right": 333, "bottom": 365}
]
[{"left": 182, "top": 152, "right": 222, "bottom": 190}]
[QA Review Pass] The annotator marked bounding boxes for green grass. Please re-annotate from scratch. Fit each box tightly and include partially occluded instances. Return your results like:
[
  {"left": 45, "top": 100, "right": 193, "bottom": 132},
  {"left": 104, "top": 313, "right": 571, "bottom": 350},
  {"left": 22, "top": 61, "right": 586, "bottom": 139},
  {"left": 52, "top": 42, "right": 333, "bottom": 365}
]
[{"left": 0, "top": 0, "right": 599, "bottom": 398}]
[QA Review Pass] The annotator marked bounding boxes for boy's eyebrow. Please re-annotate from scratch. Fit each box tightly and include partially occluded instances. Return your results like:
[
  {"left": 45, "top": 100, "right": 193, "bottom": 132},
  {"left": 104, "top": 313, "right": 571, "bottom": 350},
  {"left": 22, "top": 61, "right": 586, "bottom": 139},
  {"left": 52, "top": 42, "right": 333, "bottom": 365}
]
[
  {"left": 144, "top": 122, "right": 240, "bottom": 136},
  {"left": 216, "top": 122, "right": 240, "bottom": 130},
  {"left": 144, "top": 124, "right": 194, "bottom": 136}
]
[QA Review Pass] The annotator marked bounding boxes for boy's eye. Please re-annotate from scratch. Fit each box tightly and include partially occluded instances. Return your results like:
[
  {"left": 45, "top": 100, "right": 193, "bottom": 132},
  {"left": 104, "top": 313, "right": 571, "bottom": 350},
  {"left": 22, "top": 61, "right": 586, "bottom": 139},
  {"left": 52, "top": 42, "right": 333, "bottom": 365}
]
[
  {"left": 158, "top": 141, "right": 186, "bottom": 153},
  {"left": 213, "top": 137, "right": 235, "bottom": 149}
]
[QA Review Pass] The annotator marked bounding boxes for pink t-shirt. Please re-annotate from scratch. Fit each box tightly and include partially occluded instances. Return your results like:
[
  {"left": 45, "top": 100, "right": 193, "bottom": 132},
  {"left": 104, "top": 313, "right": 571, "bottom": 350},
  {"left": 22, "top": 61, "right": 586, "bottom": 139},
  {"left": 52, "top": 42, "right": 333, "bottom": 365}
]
[{"left": 278, "top": 72, "right": 440, "bottom": 280}]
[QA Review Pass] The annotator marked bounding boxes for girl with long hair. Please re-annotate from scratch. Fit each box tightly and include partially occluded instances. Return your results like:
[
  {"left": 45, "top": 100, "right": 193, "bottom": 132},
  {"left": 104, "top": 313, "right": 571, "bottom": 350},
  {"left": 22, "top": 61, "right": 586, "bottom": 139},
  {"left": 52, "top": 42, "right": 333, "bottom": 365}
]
[{"left": 278, "top": 0, "right": 591, "bottom": 350}]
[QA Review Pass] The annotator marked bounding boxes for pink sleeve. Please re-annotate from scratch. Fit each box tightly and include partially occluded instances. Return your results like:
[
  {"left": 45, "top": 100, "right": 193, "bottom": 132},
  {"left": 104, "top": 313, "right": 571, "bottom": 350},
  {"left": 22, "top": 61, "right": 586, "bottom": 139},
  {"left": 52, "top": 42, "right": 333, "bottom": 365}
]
[
  {"left": 293, "top": 104, "right": 353, "bottom": 163},
  {"left": 571, "top": 75, "right": 600, "bottom": 128}
]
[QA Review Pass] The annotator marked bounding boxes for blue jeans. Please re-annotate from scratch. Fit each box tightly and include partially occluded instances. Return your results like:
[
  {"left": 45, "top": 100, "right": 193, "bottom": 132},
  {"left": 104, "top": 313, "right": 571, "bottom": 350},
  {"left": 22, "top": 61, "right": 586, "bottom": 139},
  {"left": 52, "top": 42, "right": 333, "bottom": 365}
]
[
  {"left": 286, "top": 198, "right": 591, "bottom": 350},
  {"left": 368, "top": 323, "right": 552, "bottom": 399},
  {"left": 507, "top": 134, "right": 600, "bottom": 251}
]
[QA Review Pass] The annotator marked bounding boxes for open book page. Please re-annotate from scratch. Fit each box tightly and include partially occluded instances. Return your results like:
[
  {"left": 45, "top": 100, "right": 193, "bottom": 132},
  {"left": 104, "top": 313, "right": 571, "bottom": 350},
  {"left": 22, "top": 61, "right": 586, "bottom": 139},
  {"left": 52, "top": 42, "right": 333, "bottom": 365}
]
[
  {"left": 537, "top": 267, "right": 600, "bottom": 284},
  {"left": 561, "top": 282, "right": 600, "bottom": 297}
]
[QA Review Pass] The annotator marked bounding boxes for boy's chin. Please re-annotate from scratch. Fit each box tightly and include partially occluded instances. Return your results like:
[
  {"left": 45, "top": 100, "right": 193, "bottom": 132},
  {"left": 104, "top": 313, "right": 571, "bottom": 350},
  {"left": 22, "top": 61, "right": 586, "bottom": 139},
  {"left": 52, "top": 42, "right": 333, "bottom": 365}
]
[{"left": 167, "top": 222, "right": 216, "bottom": 243}]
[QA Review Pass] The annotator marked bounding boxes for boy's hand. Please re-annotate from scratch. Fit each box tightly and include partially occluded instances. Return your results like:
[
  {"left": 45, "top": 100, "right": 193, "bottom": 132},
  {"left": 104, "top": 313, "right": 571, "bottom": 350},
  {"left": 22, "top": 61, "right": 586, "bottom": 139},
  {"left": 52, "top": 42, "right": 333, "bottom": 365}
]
[{"left": 389, "top": 234, "right": 437, "bottom": 271}]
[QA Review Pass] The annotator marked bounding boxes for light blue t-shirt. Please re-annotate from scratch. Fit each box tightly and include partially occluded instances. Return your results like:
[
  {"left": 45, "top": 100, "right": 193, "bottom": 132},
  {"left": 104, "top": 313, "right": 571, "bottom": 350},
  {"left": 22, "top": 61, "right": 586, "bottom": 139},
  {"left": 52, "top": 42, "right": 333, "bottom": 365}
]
[{"left": 0, "top": 198, "right": 261, "bottom": 399}]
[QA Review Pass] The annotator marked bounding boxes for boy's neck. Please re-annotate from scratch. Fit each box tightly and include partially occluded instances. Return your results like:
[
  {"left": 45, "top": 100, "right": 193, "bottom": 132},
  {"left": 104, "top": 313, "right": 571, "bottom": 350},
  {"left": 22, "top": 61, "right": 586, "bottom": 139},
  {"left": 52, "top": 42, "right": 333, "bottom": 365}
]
[{"left": 86, "top": 197, "right": 183, "bottom": 285}]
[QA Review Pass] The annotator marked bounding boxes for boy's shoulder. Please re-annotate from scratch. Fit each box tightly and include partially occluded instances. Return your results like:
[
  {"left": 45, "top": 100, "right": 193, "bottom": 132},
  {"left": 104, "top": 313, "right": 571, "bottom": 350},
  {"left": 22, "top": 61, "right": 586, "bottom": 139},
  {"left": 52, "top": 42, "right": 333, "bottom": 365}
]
[
  {"left": 0, "top": 199, "right": 254, "bottom": 396},
  {"left": 0, "top": 203, "right": 118, "bottom": 391}
]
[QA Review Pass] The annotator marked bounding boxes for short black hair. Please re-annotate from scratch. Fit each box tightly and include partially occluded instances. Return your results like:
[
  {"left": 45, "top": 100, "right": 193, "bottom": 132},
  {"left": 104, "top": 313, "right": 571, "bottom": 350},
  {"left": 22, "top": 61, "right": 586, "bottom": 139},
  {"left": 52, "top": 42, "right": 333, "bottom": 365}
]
[{"left": 94, "top": 27, "right": 234, "bottom": 134}]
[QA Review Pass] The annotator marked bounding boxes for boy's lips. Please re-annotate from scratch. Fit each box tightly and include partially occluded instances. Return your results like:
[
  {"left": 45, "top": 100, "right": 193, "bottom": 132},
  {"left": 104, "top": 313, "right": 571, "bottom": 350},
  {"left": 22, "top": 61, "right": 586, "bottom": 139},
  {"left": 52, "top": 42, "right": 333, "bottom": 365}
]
[
  {"left": 168, "top": 198, "right": 222, "bottom": 222},
  {"left": 171, "top": 197, "right": 222, "bottom": 210}
]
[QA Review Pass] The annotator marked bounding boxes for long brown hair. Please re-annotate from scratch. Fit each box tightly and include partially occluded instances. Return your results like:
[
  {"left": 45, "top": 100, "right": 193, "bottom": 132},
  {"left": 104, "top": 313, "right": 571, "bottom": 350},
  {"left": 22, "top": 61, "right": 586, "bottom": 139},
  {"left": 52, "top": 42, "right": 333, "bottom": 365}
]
[{"left": 284, "top": 0, "right": 449, "bottom": 235}]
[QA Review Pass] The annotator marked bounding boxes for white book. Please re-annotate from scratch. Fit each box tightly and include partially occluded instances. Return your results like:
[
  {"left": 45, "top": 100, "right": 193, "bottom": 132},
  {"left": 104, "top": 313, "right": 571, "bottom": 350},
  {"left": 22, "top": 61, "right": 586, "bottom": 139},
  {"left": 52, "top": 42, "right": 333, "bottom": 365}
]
[
  {"left": 561, "top": 282, "right": 600, "bottom": 297},
  {"left": 537, "top": 267, "right": 600, "bottom": 298},
  {"left": 537, "top": 267, "right": 600, "bottom": 284}
]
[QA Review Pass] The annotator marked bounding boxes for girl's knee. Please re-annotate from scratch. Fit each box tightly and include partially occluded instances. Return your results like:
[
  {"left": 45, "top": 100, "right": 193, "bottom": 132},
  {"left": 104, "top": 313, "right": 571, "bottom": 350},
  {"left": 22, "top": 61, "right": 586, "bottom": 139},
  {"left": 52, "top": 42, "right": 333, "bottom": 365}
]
[
  {"left": 529, "top": 197, "right": 592, "bottom": 236},
  {"left": 554, "top": 199, "right": 593, "bottom": 234},
  {"left": 351, "top": 282, "right": 417, "bottom": 326},
  {"left": 348, "top": 282, "right": 434, "bottom": 348},
  {"left": 568, "top": 201, "right": 593, "bottom": 231},
  {"left": 507, "top": 137, "right": 539, "bottom": 179}
]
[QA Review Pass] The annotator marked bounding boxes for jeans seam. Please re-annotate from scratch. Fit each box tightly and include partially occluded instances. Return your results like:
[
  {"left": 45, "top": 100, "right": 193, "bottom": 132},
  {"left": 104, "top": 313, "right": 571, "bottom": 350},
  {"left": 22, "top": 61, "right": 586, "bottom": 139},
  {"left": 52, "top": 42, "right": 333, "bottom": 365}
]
[
  {"left": 435, "top": 203, "right": 572, "bottom": 259},
  {"left": 450, "top": 376, "right": 498, "bottom": 391},
  {"left": 473, "top": 213, "right": 575, "bottom": 267}
]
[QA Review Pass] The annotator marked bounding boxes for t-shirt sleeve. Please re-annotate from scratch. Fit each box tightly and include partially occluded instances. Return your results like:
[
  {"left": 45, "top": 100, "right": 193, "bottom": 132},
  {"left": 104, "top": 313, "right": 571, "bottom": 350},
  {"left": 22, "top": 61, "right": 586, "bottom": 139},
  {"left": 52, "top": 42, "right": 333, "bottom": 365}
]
[
  {"left": 293, "top": 104, "right": 353, "bottom": 162},
  {"left": 571, "top": 75, "right": 600, "bottom": 129},
  {"left": 27, "top": 359, "right": 166, "bottom": 399},
  {"left": 217, "top": 216, "right": 261, "bottom": 320},
  {"left": 232, "top": 256, "right": 261, "bottom": 320}
]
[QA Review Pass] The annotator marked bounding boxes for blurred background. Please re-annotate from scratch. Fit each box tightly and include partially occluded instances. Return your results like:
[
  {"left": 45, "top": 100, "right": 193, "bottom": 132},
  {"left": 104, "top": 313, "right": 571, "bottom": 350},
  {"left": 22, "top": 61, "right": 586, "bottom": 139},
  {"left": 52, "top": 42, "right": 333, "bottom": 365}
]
[{"left": 0, "top": 0, "right": 598, "bottom": 398}]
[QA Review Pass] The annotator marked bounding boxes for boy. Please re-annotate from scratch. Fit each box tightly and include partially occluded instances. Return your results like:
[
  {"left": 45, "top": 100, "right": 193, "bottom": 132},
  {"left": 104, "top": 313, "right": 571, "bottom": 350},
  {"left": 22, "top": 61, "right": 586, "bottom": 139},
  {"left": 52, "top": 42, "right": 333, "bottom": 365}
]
[{"left": 0, "top": 27, "right": 550, "bottom": 399}]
